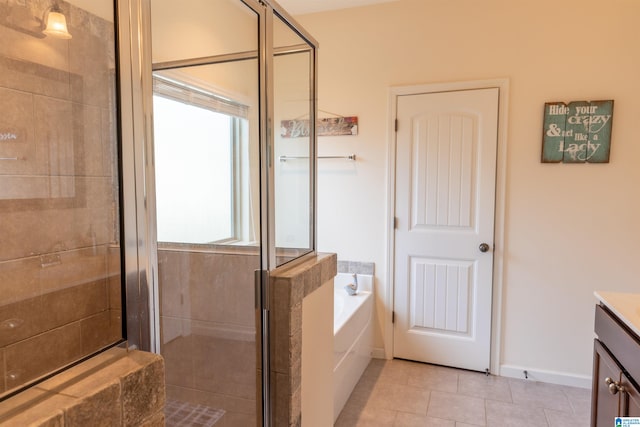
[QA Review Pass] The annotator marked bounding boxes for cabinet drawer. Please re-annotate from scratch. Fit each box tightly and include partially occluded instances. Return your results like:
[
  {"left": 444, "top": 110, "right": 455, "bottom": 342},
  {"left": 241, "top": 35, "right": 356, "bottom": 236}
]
[{"left": 595, "top": 304, "right": 640, "bottom": 385}]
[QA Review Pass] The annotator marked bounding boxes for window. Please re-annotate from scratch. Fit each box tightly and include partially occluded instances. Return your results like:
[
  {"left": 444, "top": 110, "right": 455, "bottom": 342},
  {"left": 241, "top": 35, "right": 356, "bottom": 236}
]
[{"left": 152, "top": 75, "right": 252, "bottom": 244}]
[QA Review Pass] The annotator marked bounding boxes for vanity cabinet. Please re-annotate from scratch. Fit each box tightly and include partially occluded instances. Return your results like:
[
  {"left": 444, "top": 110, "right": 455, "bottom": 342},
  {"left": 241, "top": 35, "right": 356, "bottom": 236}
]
[
  {"left": 592, "top": 303, "right": 640, "bottom": 426},
  {"left": 623, "top": 372, "right": 640, "bottom": 417}
]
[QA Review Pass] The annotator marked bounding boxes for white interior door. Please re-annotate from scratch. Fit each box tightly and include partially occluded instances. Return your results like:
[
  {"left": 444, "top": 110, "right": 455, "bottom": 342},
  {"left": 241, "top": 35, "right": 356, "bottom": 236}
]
[{"left": 393, "top": 87, "right": 499, "bottom": 372}]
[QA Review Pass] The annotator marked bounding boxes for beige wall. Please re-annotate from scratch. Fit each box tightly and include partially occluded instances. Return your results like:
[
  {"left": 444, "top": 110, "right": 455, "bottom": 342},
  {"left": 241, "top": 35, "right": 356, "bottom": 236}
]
[
  {"left": 301, "top": 277, "right": 334, "bottom": 427},
  {"left": 151, "top": 0, "right": 258, "bottom": 64},
  {"left": 296, "top": 0, "right": 640, "bottom": 383}
]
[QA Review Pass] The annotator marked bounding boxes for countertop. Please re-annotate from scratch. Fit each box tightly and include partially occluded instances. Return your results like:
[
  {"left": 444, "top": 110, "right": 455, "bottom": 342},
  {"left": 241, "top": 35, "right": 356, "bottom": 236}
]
[{"left": 594, "top": 291, "right": 640, "bottom": 338}]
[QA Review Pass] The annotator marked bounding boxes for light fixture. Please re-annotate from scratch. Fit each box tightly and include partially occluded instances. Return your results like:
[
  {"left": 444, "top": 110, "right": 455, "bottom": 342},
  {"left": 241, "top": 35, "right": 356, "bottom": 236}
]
[{"left": 42, "top": 3, "right": 72, "bottom": 39}]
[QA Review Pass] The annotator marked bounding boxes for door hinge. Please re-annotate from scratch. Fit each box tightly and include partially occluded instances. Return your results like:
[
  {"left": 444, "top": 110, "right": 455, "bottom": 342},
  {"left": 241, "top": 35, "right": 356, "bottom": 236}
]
[
  {"left": 392, "top": 311, "right": 395, "bottom": 323},
  {"left": 394, "top": 119, "right": 398, "bottom": 132},
  {"left": 255, "top": 270, "right": 270, "bottom": 311},
  {"left": 394, "top": 217, "right": 398, "bottom": 229}
]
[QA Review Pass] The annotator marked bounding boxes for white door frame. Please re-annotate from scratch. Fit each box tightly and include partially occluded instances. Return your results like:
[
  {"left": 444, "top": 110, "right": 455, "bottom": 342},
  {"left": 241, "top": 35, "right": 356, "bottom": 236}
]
[{"left": 385, "top": 78, "right": 509, "bottom": 375}]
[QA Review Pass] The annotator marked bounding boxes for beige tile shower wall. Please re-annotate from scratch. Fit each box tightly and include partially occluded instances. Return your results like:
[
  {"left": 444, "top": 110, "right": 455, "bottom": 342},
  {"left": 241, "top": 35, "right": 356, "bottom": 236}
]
[
  {"left": 158, "top": 249, "right": 259, "bottom": 343},
  {"left": 0, "top": 0, "right": 122, "bottom": 395},
  {"left": 159, "top": 249, "right": 260, "bottom": 425},
  {"left": 0, "top": 0, "right": 118, "bottom": 255}
]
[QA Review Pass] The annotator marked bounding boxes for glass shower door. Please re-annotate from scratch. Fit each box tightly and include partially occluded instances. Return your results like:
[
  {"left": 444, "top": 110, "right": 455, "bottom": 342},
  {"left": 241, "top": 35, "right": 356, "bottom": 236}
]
[
  {"left": 150, "top": 0, "right": 262, "bottom": 425},
  {"left": 0, "top": 0, "right": 123, "bottom": 399},
  {"left": 273, "top": 11, "right": 316, "bottom": 266}
]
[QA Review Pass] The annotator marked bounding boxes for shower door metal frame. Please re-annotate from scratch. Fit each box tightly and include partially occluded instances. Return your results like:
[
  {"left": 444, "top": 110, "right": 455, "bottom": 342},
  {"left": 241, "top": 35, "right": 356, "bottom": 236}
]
[
  {"left": 259, "top": 6, "right": 319, "bottom": 423},
  {"left": 116, "top": 0, "right": 159, "bottom": 353},
  {"left": 117, "top": 0, "right": 318, "bottom": 425}
]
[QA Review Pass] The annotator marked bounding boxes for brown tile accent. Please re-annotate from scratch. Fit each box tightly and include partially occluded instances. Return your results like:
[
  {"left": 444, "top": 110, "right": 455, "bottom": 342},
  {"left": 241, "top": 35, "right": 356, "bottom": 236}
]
[
  {"left": 0, "top": 254, "right": 41, "bottom": 304},
  {"left": 0, "top": 347, "right": 5, "bottom": 394},
  {"left": 79, "top": 310, "right": 121, "bottom": 355},
  {"left": 0, "top": 387, "right": 75, "bottom": 426},
  {"left": 37, "top": 247, "right": 109, "bottom": 294},
  {"left": 63, "top": 380, "right": 121, "bottom": 427},
  {"left": 43, "top": 280, "right": 108, "bottom": 330},
  {"left": 0, "top": 54, "right": 70, "bottom": 100},
  {"left": 0, "top": 387, "right": 46, "bottom": 419},
  {"left": 0, "top": 294, "right": 45, "bottom": 347},
  {"left": 29, "top": 411, "right": 65, "bottom": 427},
  {"left": 0, "top": 278, "right": 119, "bottom": 389},
  {"left": 36, "top": 348, "right": 126, "bottom": 394},
  {"left": 0, "top": 248, "right": 108, "bottom": 303},
  {"left": 269, "top": 253, "right": 337, "bottom": 427},
  {"left": 4, "top": 323, "right": 83, "bottom": 390},
  {"left": 290, "top": 385, "right": 301, "bottom": 427},
  {"left": 274, "top": 372, "right": 292, "bottom": 426},
  {"left": 107, "top": 246, "right": 121, "bottom": 273},
  {"left": 110, "top": 309, "right": 123, "bottom": 342},
  {"left": 53, "top": 349, "right": 163, "bottom": 423},
  {"left": 139, "top": 411, "right": 165, "bottom": 427},
  {"left": 121, "top": 352, "right": 166, "bottom": 426},
  {"left": 0, "top": 348, "right": 165, "bottom": 427},
  {"left": 108, "top": 274, "right": 122, "bottom": 310}
]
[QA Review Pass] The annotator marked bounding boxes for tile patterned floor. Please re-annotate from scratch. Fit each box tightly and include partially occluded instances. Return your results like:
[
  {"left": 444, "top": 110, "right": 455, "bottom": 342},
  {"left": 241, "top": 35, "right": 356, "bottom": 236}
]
[
  {"left": 335, "top": 359, "right": 591, "bottom": 427},
  {"left": 165, "top": 399, "right": 225, "bottom": 427}
]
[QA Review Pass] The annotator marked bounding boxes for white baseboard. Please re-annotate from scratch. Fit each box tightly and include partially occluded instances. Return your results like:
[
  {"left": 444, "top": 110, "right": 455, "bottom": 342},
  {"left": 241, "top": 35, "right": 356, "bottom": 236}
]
[
  {"left": 500, "top": 364, "right": 592, "bottom": 389},
  {"left": 371, "top": 347, "right": 387, "bottom": 359}
]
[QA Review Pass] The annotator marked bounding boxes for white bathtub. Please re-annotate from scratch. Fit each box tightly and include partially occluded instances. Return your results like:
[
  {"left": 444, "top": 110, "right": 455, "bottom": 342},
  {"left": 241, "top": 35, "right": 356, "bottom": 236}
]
[{"left": 333, "top": 273, "right": 374, "bottom": 422}]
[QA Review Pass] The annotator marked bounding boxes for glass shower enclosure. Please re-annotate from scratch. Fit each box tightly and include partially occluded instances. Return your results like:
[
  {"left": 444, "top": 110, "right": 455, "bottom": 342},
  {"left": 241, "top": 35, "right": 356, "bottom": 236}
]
[
  {"left": 0, "top": 0, "right": 123, "bottom": 400},
  {"left": 120, "top": 0, "right": 318, "bottom": 425}
]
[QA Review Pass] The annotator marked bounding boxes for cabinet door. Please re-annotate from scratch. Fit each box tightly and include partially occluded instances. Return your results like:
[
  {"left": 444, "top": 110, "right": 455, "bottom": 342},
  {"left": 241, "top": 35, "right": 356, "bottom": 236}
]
[
  {"left": 622, "top": 373, "right": 640, "bottom": 417},
  {"left": 592, "top": 340, "right": 623, "bottom": 426}
]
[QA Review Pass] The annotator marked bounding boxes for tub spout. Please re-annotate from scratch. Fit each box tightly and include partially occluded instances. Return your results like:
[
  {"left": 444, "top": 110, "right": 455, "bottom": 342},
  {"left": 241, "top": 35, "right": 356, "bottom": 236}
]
[{"left": 344, "top": 273, "right": 358, "bottom": 296}]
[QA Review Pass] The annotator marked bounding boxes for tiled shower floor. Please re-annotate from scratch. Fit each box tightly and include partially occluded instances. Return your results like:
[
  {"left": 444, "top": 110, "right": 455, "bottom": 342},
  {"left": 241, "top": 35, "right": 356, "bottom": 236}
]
[
  {"left": 335, "top": 358, "right": 591, "bottom": 426},
  {"left": 165, "top": 399, "right": 225, "bottom": 427},
  {"left": 162, "top": 333, "right": 257, "bottom": 426}
]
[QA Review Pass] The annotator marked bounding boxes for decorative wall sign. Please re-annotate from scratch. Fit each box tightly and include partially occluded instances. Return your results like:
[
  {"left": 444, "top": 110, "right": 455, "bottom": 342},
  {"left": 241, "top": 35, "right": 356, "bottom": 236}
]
[
  {"left": 542, "top": 100, "right": 613, "bottom": 163},
  {"left": 317, "top": 116, "right": 358, "bottom": 136},
  {"left": 0, "top": 132, "right": 19, "bottom": 141},
  {"left": 280, "top": 116, "right": 358, "bottom": 138}
]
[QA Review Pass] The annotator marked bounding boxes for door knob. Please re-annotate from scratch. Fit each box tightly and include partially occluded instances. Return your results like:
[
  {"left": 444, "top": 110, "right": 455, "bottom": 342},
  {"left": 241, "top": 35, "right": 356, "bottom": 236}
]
[
  {"left": 479, "top": 243, "right": 490, "bottom": 253},
  {"left": 605, "top": 377, "right": 624, "bottom": 395}
]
